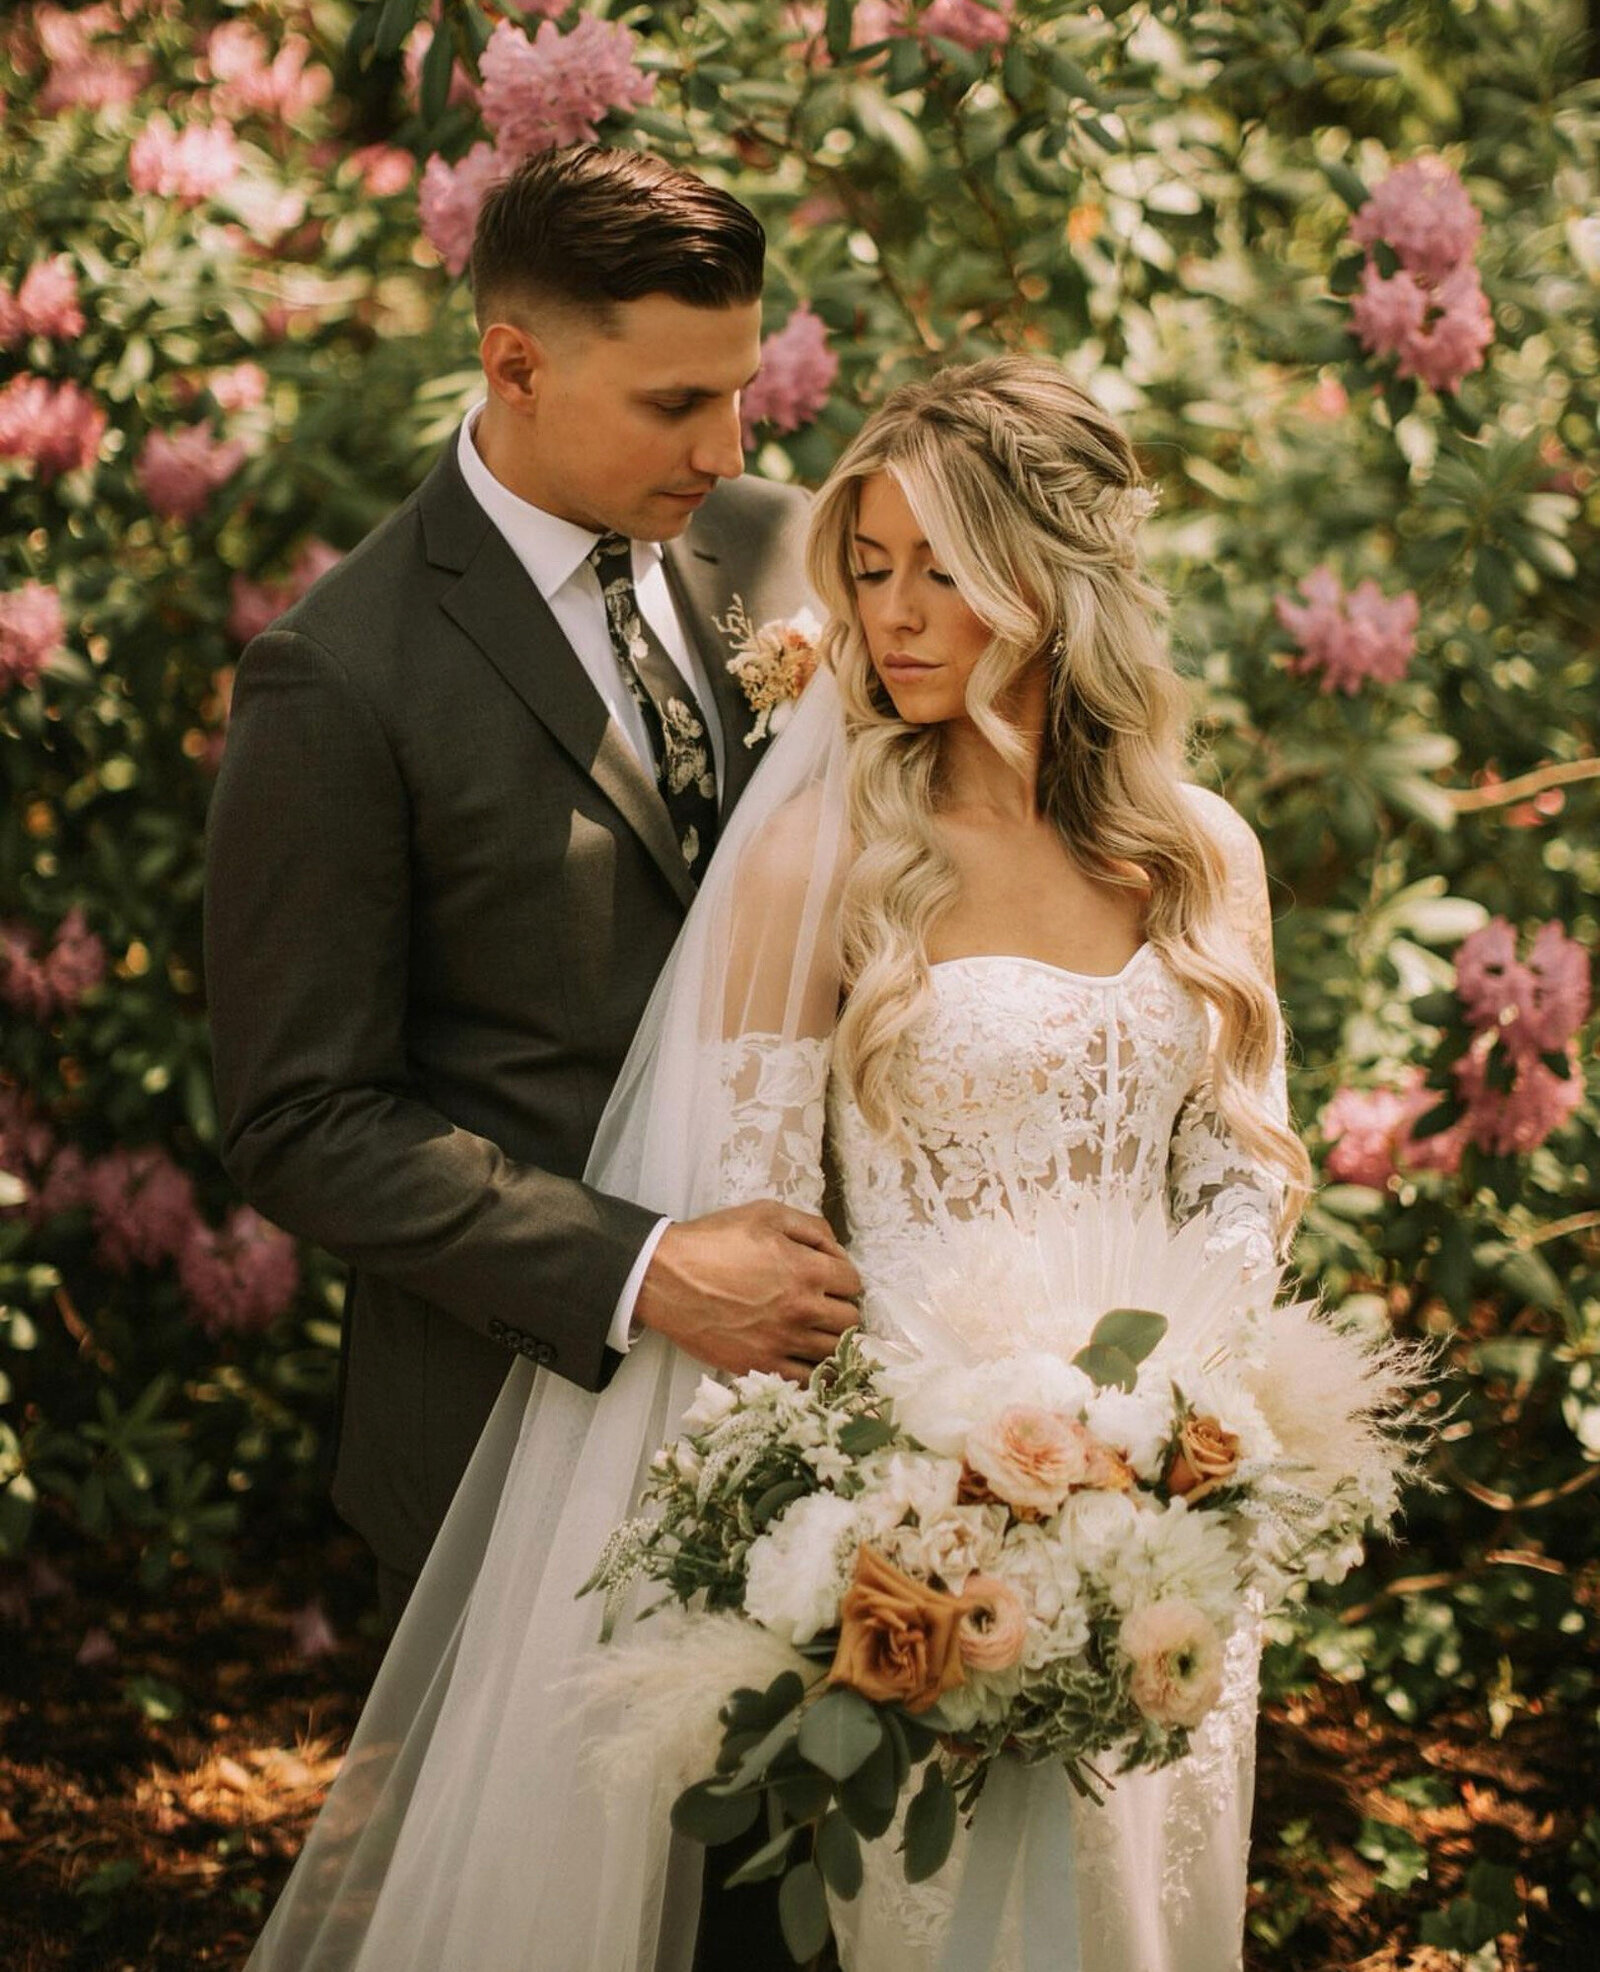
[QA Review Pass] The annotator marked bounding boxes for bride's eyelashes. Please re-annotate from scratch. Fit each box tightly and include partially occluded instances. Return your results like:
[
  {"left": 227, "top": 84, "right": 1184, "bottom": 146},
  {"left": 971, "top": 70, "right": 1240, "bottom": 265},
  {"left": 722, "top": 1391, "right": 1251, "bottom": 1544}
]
[{"left": 849, "top": 567, "right": 957, "bottom": 587}]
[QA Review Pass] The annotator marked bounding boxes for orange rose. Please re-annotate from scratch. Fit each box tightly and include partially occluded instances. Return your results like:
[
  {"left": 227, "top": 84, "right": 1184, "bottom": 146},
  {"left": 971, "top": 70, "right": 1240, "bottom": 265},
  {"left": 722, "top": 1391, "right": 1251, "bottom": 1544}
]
[
  {"left": 827, "top": 1545, "right": 968, "bottom": 1715},
  {"left": 1164, "top": 1414, "right": 1241, "bottom": 1503}
]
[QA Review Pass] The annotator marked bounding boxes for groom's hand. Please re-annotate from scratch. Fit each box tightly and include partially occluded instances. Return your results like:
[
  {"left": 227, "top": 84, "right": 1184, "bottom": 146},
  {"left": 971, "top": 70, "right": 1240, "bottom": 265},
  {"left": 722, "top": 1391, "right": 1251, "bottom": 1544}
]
[{"left": 633, "top": 1202, "right": 861, "bottom": 1381}]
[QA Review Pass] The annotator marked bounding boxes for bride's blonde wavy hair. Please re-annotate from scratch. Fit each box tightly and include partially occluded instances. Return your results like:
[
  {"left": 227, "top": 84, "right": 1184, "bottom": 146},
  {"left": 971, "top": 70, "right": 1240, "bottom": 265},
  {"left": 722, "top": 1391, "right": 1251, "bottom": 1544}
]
[{"left": 805, "top": 354, "right": 1310, "bottom": 1233}]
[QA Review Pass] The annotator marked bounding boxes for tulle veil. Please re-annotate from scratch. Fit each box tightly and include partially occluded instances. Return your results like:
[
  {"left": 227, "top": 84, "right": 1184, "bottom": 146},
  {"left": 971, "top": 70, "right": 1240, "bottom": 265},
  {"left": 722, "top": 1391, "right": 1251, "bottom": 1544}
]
[{"left": 246, "top": 667, "right": 854, "bottom": 1972}]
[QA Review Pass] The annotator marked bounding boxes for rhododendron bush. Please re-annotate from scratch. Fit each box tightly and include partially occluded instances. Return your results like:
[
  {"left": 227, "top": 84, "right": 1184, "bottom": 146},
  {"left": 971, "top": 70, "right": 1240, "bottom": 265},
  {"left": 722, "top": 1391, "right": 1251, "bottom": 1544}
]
[{"left": 1, "top": 0, "right": 1597, "bottom": 1938}]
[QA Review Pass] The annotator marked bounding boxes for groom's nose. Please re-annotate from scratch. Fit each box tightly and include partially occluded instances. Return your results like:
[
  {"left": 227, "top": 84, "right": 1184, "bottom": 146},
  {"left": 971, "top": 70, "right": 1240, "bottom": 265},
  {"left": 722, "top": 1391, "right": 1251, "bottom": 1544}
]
[{"left": 688, "top": 399, "right": 745, "bottom": 484}]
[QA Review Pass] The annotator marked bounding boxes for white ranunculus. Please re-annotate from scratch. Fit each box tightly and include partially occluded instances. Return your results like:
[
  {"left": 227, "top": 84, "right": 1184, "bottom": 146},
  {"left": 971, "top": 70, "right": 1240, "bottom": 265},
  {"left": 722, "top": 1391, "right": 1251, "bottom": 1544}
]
[
  {"left": 1055, "top": 1488, "right": 1140, "bottom": 1574},
  {"left": 743, "top": 1492, "right": 861, "bottom": 1646},
  {"left": 1083, "top": 1381, "right": 1176, "bottom": 1482},
  {"left": 680, "top": 1377, "right": 738, "bottom": 1434},
  {"left": 855, "top": 1450, "right": 962, "bottom": 1536}
]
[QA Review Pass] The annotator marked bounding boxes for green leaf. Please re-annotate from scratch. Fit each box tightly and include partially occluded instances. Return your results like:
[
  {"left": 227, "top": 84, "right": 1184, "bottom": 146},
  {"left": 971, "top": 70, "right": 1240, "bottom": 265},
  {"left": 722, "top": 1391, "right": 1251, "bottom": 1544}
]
[
  {"left": 752, "top": 1477, "right": 811, "bottom": 1527},
  {"left": 903, "top": 1764, "right": 957, "bottom": 1883},
  {"left": 419, "top": 13, "right": 456, "bottom": 125},
  {"left": 778, "top": 1860, "right": 832, "bottom": 1962},
  {"left": 825, "top": 0, "right": 855, "bottom": 62},
  {"left": 893, "top": 1711, "right": 939, "bottom": 1763},
  {"left": 1088, "top": 1308, "right": 1167, "bottom": 1365},
  {"left": 124, "top": 1674, "right": 185, "bottom": 1722},
  {"left": 724, "top": 1821, "right": 800, "bottom": 1887},
  {"left": 1410, "top": 990, "right": 1462, "bottom": 1028},
  {"left": 1323, "top": 49, "right": 1401, "bottom": 79},
  {"left": 1356, "top": 1816, "right": 1429, "bottom": 1892},
  {"left": 672, "top": 1779, "right": 762, "bottom": 1847},
  {"left": 716, "top": 1704, "right": 803, "bottom": 1793},
  {"left": 1071, "top": 1342, "right": 1138, "bottom": 1391},
  {"left": 838, "top": 1415, "right": 895, "bottom": 1457},
  {"left": 1321, "top": 160, "right": 1371, "bottom": 210},
  {"left": 797, "top": 1687, "right": 884, "bottom": 1782},
  {"left": 373, "top": 0, "right": 421, "bottom": 62},
  {"left": 772, "top": 1766, "right": 834, "bottom": 1821},
  {"left": 839, "top": 1735, "right": 899, "bottom": 1837},
  {"left": 816, "top": 1807, "right": 864, "bottom": 1900},
  {"left": 1418, "top": 1859, "right": 1522, "bottom": 1951}
]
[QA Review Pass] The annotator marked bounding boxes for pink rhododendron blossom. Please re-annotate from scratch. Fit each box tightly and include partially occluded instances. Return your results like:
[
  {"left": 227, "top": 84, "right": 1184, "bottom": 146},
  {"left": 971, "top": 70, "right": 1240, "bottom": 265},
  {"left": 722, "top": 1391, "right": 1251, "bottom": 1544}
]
[
  {"left": 1454, "top": 1040, "right": 1584, "bottom": 1157},
  {"left": 85, "top": 1146, "right": 199, "bottom": 1272},
  {"left": 0, "top": 581, "right": 66, "bottom": 690},
  {"left": 403, "top": 23, "right": 480, "bottom": 112},
  {"left": 1350, "top": 158, "right": 1482, "bottom": 287},
  {"left": 30, "top": 1143, "right": 91, "bottom": 1226},
  {"left": 920, "top": 0, "right": 1015, "bottom": 51},
  {"left": 346, "top": 144, "right": 416, "bottom": 198},
  {"left": 1320, "top": 1072, "right": 1465, "bottom": 1186},
  {"left": 0, "top": 907, "right": 104, "bottom": 1020},
  {"left": 38, "top": 49, "right": 147, "bottom": 112},
  {"left": 479, "top": 16, "right": 655, "bottom": 159},
  {"left": 1274, "top": 565, "right": 1419, "bottom": 694},
  {"left": 205, "top": 22, "right": 331, "bottom": 125},
  {"left": 1398, "top": 261, "right": 1494, "bottom": 394},
  {"left": 1454, "top": 918, "right": 1591, "bottom": 1061},
  {"left": 76, "top": 1626, "right": 118, "bottom": 1666},
  {"left": 1346, "top": 158, "right": 1492, "bottom": 394},
  {"left": 290, "top": 1600, "right": 338, "bottom": 1659},
  {"left": 227, "top": 539, "right": 343, "bottom": 645},
  {"left": 136, "top": 423, "right": 248, "bottom": 521},
  {"left": 206, "top": 361, "right": 268, "bottom": 413},
  {"left": 129, "top": 115, "right": 241, "bottom": 205},
  {"left": 419, "top": 142, "right": 510, "bottom": 276},
  {"left": 1349, "top": 261, "right": 1428, "bottom": 357},
  {"left": 740, "top": 306, "right": 838, "bottom": 444},
  {"left": 179, "top": 1205, "right": 299, "bottom": 1336},
  {"left": 0, "top": 374, "right": 106, "bottom": 479},
  {"left": 0, "top": 258, "right": 85, "bottom": 345}
]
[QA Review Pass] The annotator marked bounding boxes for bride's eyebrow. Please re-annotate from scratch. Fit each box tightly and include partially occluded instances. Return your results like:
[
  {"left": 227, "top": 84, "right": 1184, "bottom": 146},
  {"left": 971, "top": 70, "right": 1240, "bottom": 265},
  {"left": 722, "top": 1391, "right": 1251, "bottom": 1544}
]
[{"left": 852, "top": 532, "right": 931, "bottom": 551}]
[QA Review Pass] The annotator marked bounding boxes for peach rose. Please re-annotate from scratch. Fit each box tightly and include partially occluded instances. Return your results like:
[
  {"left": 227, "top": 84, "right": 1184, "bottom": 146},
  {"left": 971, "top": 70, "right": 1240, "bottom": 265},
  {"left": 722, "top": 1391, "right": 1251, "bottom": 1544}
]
[
  {"left": 965, "top": 1407, "right": 1131, "bottom": 1518},
  {"left": 1120, "top": 1599, "right": 1225, "bottom": 1729},
  {"left": 827, "top": 1545, "right": 968, "bottom": 1715},
  {"left": 955, "top": 1574, "right": 1028, "bottom": 1672},
  {"left": 1164, "top": 1414, "right": 1241, "bottom": 1503}
]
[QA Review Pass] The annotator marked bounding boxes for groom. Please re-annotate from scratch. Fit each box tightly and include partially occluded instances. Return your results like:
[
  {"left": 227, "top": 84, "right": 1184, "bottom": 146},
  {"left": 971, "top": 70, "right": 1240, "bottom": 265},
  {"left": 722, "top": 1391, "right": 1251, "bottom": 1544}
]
[{"left": 204, "top": 149, "right": 856, "bottom": 1952}]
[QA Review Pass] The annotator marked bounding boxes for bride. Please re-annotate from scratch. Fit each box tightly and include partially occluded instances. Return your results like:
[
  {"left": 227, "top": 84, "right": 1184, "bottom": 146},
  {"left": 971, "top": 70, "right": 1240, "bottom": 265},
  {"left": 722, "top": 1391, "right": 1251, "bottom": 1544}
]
[{"left": 248, "top": 353, "right": 1311, "bottom": 1972}]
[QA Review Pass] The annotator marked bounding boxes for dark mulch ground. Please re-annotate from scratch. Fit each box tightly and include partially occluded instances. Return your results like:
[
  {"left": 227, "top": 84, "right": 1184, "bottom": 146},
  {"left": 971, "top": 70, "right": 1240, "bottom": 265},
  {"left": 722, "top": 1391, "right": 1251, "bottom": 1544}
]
[{"left": 2, "top": 1525, "right": 1596, "bottom": 1970}]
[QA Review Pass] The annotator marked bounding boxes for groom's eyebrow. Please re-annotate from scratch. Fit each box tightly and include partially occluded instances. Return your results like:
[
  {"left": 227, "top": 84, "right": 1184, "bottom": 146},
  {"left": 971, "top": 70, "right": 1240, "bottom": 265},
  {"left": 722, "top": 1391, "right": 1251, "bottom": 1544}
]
[{"left": 636, "top": 367, "right": 762, "bottom": 402}]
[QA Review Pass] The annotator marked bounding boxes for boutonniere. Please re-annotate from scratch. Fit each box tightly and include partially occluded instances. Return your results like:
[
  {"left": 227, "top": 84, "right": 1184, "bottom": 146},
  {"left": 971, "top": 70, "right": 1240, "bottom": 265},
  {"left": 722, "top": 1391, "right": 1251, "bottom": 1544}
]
[{"left": 716, "top": 595, "right": 823, "bottom": 747}]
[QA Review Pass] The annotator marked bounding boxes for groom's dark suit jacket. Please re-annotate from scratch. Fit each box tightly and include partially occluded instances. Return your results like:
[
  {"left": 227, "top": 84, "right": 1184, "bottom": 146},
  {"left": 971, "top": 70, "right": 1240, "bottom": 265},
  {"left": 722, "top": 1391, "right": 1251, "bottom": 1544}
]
[{"left": 204, "top": 442, "right": 811, "bottom": 1578}]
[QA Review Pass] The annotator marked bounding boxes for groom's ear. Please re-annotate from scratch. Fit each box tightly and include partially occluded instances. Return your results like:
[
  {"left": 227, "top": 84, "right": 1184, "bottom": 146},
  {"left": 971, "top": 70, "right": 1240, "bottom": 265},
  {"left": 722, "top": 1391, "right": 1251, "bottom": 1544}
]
[{"left": 480, "top": 319, "right": 548, "bottom": 413}]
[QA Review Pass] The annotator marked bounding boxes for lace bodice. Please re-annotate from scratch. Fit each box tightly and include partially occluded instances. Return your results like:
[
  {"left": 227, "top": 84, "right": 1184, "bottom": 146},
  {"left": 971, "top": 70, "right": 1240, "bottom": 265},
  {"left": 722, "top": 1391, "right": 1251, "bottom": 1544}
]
[{"left": 716, "top": 948, "right": 1285, "bottom": 1297}]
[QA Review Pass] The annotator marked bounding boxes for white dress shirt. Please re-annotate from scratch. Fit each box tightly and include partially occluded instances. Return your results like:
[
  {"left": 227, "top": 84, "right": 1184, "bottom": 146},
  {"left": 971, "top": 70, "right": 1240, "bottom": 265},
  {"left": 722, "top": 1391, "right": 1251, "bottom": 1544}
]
[{"left": 456, "top": 407, "right": 700, "bottom": 1354}]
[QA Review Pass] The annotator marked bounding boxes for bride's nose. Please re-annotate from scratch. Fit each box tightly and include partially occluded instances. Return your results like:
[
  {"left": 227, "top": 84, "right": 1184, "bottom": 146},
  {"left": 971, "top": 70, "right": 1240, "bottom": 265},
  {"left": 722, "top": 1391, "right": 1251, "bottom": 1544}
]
[{"left": 883, "top": 567, "right": 924, "bottom": 631}]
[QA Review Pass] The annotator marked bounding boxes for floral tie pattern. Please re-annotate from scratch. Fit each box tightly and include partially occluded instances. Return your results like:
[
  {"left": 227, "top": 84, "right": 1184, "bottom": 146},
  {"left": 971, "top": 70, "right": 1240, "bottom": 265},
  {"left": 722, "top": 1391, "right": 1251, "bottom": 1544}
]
[{"left": 588, "top": 532, "right": 718, "bottom": 883}]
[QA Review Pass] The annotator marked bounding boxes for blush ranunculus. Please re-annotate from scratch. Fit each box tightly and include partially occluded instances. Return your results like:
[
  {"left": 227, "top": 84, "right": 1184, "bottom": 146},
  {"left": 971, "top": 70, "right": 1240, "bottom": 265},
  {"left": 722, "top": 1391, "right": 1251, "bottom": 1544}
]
[
  {"left": 955, "top": 1573, "right": 1028, "bottom": 1671},
  {"left": 1119, "top": 1599, "right": 1225, "bottom": 1730}
]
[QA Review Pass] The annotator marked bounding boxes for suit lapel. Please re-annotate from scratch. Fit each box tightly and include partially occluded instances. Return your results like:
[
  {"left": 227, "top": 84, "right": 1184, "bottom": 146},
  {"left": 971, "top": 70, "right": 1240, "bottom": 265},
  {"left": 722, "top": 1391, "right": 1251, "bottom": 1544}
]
[
  {"left": 664, "top": 532, "right": 762, "bottom": 821},
  {"left": 420, "top": 451, "right": 696, "bottom": 910}
]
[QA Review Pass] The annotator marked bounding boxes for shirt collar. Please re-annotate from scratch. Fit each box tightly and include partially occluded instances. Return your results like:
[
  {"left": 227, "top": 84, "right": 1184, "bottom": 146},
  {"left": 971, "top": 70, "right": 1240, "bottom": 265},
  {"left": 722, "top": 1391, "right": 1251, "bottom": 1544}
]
[{"left": 457, "top": 403, "right": 662, "bottom": 599}]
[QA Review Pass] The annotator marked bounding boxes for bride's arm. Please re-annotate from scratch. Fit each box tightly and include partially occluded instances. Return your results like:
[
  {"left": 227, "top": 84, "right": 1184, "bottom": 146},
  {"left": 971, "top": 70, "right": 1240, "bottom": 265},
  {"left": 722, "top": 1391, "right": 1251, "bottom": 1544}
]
[
  {"left": 1166, "top": 790, "right": 1289, "bottom": 1277},
  {"left": 713, "top": 782, "right": 849, "bottom": 1216}
]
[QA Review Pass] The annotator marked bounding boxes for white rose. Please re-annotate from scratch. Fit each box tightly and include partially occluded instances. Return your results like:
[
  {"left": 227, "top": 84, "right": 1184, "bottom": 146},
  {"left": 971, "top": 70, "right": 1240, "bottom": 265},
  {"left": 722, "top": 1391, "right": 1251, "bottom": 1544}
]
[
  {"left": 1056, "top": 1489, "right": 1139, "bottom": 1575},
  {"left": 997, "top": 1522, "right": 1090, "bottom": 1668},
  {"left": 879, "top": 1504, "right": 1007, "bottom": 1592},
  {"left": 743, "top": 1493, "right": 861, "bottom": 1645},
  {"left": 680, "top": 1377, "right": 738, "bottom": 1434}
]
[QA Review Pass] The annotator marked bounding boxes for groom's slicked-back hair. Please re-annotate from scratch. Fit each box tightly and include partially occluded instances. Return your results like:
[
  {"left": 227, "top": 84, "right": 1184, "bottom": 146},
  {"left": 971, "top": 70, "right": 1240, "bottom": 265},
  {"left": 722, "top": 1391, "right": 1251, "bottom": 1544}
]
[{"left": 470, "top": 146, "right": 764, "bottom": 332}]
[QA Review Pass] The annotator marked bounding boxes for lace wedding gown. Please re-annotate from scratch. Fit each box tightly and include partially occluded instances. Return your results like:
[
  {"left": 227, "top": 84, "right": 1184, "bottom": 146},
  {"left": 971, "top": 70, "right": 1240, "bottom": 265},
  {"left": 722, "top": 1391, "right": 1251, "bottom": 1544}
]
[{"left": 721, "top": 945, "right": 1282, "bottom": 1972}]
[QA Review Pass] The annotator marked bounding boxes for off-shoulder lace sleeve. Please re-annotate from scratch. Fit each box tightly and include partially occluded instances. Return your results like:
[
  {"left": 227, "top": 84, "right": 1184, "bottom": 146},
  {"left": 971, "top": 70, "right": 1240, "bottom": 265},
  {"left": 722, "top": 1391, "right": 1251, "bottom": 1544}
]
[
  {"left": 1167, "top": 785, "right": 1289, "bottom": 1277},
  {"left": 713, "top": 1033, "right": 832, "bottom": 1214},
  {"left": 1167, "top": 1038, "right": 1287, "bottom": 1278}
]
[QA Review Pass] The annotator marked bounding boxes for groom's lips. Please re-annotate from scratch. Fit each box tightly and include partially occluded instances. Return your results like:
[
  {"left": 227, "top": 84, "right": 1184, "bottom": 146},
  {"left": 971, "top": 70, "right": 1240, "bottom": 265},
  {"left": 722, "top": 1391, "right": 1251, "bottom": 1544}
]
[{"left": 662, "top": 485, "right": 714, "bottom": 506}]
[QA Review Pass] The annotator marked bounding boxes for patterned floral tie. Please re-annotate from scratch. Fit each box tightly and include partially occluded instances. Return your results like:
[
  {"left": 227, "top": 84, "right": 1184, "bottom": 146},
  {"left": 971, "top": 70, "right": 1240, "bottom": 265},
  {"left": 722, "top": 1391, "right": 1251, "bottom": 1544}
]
[{"left": 588, "top": 532, "right": 719, "bottom": 884}]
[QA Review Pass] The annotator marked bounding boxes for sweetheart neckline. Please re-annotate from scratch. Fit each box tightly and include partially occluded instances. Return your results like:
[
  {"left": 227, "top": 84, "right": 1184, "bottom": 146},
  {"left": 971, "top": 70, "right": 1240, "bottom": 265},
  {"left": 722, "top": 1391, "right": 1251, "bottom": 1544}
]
[{"left": 926, "top": 945, "right": 1155, "bottom": 989}]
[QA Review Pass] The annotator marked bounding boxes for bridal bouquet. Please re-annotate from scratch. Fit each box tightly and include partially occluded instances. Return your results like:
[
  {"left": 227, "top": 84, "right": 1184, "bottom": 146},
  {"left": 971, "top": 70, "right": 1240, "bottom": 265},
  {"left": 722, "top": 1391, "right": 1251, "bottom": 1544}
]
[{"left": 580, "top": 1204, "right": 1429, "bottom": 1963}]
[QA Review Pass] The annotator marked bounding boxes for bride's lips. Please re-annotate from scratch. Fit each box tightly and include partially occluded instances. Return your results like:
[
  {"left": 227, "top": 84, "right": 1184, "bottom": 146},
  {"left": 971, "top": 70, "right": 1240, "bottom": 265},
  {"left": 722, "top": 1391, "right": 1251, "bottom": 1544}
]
[{"left": 879, "top": 651, "right": 939, "bottom": 683}]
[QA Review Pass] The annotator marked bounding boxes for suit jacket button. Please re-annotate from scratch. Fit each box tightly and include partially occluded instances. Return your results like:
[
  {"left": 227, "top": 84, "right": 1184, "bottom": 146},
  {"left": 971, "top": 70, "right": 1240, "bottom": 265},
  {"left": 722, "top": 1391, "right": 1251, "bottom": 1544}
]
[
  {"left": 488, "top": 1319, "right": 505, "bottom": 1341},
  {"left": 536, "top": 1342, "right": 556, "bottom": 1366}
]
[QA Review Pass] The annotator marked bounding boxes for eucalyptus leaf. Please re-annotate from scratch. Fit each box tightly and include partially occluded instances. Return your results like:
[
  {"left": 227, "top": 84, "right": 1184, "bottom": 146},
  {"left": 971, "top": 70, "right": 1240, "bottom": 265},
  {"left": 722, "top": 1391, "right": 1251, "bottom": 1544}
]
[
  {"left": 903, "top": 1765, "right": 958, "bottom": 1883},
  {"left": 816, "top": 1808, "right": 864, "bottom": 1900},
  {"left": 672, "top": 1779, "right": 762, "bottom": 1847},
  {"left": 724, "top": 1821, "right": 800, "bottom": 1887},
  {"left": 778, "top": 1860, "right": 832, "bottom": 1962},
  {"left": 796, "top": 1687, "right": 884, "bottom": 1782}
]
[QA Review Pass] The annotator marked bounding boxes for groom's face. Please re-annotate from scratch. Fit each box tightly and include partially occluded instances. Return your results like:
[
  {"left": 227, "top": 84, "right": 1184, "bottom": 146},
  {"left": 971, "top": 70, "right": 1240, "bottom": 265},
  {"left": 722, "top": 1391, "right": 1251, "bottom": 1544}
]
[{"left": 493, "top": 293, "right": 763, "bottom": 541}]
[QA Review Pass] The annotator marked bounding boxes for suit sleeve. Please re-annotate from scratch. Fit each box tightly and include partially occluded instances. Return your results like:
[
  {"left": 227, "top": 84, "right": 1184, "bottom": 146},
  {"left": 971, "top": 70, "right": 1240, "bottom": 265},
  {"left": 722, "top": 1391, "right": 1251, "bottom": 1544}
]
[{"left": 203, "top": 626, "right": 657, "bottom": 1391}]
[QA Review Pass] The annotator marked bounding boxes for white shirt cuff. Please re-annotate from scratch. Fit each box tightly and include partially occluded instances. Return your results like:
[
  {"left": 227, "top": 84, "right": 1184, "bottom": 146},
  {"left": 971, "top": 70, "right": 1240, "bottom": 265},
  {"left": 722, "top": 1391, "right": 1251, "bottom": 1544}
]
[{"left": 606, "top": 1218, "right": 672, "bottom": 1354}]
